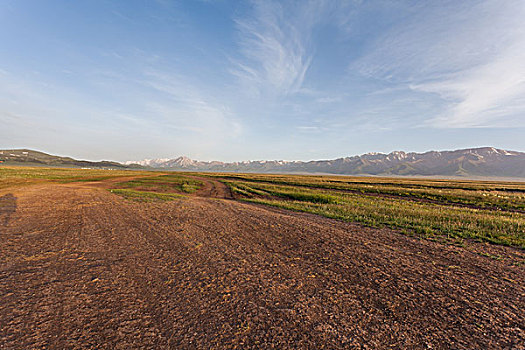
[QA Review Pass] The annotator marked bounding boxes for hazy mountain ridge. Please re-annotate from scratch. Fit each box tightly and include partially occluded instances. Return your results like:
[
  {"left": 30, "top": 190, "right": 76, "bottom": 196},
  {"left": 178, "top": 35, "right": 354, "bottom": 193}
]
[
  {"left": 2, "top": 147, "right": 524, "bottom": 177},
  {"left": 125, "top": 147, "right": 525, "bottom": 178},
  {"left": 0, "top": 149, "right": 138, "bottom": 169}
]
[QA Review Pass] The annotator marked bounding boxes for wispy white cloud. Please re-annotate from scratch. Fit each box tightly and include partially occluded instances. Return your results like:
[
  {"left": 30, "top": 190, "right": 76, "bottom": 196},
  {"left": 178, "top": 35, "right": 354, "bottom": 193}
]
[
  {"left": 231, "top": 1, "right": 320, "bottom": 96},
  {"left": 416, "top": 43, "right": 525, "bottom": 127},
  {"left": 354, "top": 0, "right": 525, "bottom": 128},
  {"left": 315, "top": 96, "right": 341, "bottom": 104},
  {"left": 297, "top": 125, "right": 323, "bottom": 133}
]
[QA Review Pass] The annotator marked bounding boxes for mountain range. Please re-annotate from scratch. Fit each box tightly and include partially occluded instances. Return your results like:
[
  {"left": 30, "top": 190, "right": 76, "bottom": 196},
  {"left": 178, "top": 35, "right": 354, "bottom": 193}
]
[
  {"left": 124, "top": 147, "right": 525, "bottom": 178},
  {"left": 1, "top": 147, "right": 524, "bottom": 178}
]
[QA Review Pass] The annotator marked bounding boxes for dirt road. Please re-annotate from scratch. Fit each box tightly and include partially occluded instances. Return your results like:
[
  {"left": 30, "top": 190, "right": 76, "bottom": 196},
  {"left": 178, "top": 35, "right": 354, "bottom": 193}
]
[
  {"left": 0, "top": 179, "right": 523, "bottom": 349},
  {"left": 192, "top": 177, "right": 233, "bottom": 199}
]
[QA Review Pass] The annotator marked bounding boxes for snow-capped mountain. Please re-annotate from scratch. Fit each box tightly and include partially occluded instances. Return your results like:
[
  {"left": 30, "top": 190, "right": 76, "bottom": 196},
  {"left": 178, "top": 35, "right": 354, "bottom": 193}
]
[{"left": 124, "top": 147, "right": 525, "bottom": 177}]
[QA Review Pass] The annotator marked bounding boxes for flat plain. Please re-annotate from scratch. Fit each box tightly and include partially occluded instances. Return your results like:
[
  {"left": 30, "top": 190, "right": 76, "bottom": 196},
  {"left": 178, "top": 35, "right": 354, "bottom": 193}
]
[{"left": 1, "top": 167, "right": 524, "bottom": 349}]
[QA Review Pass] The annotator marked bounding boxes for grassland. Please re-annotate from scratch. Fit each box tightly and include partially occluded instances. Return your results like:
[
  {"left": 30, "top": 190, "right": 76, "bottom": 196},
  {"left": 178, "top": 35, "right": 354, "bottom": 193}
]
[
  {"left": 0, "top": 167, "right": 205, "bottom": 202},
  {"left": 215, "top": 173, "right": 525, "bottom": 211},
  {"left": 209, "top": 173, "right": 525, "bottom": 248},
  {"left": 109, "top": 174, "right": 204, "bottom": 201},
  {"left": 2, "top": 166, "right": 524, "bottom": 248},
  {"left": 109, "top": 189, "right": 186, "bottom": 202},
  {"left": 0, "top": 166, "right": 150, "bottom": 190},
  {"left": 113, "top": 174, "right": 203, "bottom": 194}
]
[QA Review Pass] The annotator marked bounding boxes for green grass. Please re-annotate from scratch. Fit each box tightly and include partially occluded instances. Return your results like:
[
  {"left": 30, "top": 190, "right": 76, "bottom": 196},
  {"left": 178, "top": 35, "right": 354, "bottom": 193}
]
[
  {"left": 110, "top": 174, "right": 203, "bottom": 201},
  {"left": 0, "top": 166, "right": 149, "bottom": 189},
  {"left": 109, "top": 188, "right": 185, "bottom": 202},
  {"left": 3, "top": 166, "right": 524, "bottom": 248},
  {"left": 114, "top": 174, "right": 203, "bottom": 194},
  {"left": 214, "top": 173, "right": 525, "bottom": 212},
  {"left": 224, "top": 177, "right": 525, "bottom": 249}
]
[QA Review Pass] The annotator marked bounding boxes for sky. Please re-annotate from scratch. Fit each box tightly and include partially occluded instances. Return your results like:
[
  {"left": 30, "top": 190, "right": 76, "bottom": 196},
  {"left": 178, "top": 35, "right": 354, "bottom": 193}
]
[{"left": 1, "top": 0, "right": 524, "bottom": 162}]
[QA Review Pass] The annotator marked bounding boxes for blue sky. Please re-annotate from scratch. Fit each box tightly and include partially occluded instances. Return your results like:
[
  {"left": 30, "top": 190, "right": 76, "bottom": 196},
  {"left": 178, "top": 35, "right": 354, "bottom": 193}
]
[{"left": 1, "top": 0, "right": 524, "bottom": 162}]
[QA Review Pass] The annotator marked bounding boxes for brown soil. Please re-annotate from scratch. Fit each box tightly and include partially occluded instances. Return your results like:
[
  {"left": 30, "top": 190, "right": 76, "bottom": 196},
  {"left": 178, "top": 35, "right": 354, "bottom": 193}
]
[{"left": 0, "top": 178, "right": 523, "bottom": 349}]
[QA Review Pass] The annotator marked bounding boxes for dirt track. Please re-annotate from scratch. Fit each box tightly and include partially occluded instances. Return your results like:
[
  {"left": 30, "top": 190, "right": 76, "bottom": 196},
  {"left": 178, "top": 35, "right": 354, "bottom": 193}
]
[
  {"left": 0, "top": 178, "right": 524, "bottom": 349},
  {"left": 192, "top": 177, "right": 233, "bottom": 199}
]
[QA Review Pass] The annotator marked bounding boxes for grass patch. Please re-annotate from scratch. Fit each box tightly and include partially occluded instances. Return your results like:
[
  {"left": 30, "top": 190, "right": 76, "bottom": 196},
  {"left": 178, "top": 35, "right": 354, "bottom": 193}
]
[
  {"left": 225, "top": 178, "right": 525, "bottom": 249},
  {"left": 0, "top": 166, "right": 149, "bottom": 189},
  {"left": 114, "top": 174, "right": 203, "bottom": 194},
  {"left": 477, "top": 252, "right": 503, "bottom": 260},
  {"left": 214, "top": 173, "right": 525, "bottom": 212},
  {"left": 109, "top": 189, "right": 185, "bottom": 202}
]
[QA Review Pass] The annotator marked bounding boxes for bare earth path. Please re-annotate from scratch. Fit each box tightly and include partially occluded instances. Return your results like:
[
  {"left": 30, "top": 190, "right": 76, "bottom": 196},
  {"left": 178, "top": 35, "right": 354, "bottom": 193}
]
[{"left": 0, "top": 179, "right": 523, "bottom": 349}]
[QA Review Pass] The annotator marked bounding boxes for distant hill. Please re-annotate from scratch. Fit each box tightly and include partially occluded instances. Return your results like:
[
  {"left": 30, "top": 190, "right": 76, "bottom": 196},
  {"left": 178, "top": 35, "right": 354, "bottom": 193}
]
[
  {"left": 126, "top": 147, "right": 525, "bottom": 178},
  {"left": 2, "top": 147, "right": 524, "bottom": 178},
  {"left": 0, "top": 149, "right": 139, "bottom": 169}
]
